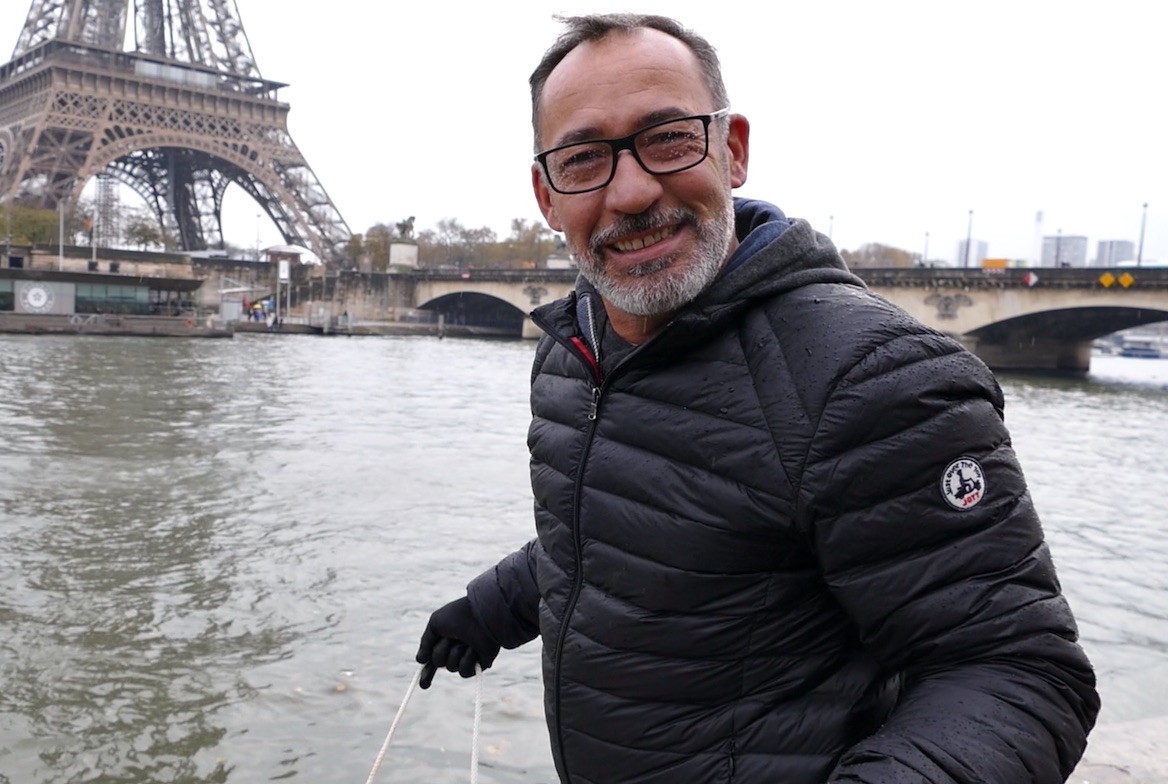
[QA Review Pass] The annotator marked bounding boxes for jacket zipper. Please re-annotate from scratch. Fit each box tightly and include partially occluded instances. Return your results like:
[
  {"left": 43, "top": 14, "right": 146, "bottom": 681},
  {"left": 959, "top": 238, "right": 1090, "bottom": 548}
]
[
  {"left": 530, "top": 307, "right": 672, "bottom": 778},
  {"left": 531, "top": 311, "right": 604, "bottom": 778}
]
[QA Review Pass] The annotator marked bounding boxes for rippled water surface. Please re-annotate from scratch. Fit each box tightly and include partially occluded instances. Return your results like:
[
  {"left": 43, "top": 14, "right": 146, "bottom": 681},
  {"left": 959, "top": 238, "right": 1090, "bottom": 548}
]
[{"left": 1, "top": 336, "right": 1165, "bottom": 783}]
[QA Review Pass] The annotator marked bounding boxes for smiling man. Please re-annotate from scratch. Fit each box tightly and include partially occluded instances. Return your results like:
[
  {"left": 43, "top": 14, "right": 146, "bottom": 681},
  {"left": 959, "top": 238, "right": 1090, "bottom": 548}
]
[
  {"left": 529, "top": 24, "right": 746, "bottom": 343},
  {"left": 417, "top": 13, "right": 1099, "bottom": 783}
]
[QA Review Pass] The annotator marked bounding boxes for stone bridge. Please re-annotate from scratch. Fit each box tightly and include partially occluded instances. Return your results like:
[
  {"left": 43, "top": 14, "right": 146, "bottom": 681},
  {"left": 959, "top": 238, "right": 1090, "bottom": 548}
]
[
  {"left": 410, "top": 271, "right": 578, "bottom": 339},
  {"left": 407, "top": 266, "right": 1168, "bottom": 373}
]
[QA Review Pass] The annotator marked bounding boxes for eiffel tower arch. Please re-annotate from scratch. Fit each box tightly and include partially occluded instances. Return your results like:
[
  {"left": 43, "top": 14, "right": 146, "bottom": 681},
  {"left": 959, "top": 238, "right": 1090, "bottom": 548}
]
[{"left": 0, "top": 0, "right": 351, "bottom": 263}]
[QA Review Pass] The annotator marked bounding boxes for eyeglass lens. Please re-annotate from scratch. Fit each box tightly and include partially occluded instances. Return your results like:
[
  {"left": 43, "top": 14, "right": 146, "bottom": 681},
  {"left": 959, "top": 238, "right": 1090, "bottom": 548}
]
[{"left": 544, "top": 117, "right": 710, "bottom": 194}]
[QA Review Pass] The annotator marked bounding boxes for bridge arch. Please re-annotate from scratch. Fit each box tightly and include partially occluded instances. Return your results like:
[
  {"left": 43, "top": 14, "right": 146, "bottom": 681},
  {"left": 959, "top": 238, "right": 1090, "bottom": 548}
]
[
  {"left": 411, "top": 271, "right": 578, "bottom": 338},
  {"left": 417, "top": 292, "right": 528, "bottom": 336},
  {"left": 968, "top": 305, "right": 1168, "bottom": 345},
  {"left": 961, "top": 305, "right": 1168, "bottom": 373},
  {"left": 863, "top": 267, "right": 1168, "bottom": 372}
]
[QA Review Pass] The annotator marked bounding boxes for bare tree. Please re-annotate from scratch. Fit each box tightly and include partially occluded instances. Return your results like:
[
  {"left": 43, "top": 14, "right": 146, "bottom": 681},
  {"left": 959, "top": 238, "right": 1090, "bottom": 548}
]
[{"left": 841, "top": 243, "right": 916, "bottom": 268}]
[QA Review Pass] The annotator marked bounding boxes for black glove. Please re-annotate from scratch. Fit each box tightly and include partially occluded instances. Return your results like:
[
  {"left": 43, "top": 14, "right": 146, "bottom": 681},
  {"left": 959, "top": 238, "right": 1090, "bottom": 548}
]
[{"left": 415, "top": 596, "right": 501, "bottom": 689}]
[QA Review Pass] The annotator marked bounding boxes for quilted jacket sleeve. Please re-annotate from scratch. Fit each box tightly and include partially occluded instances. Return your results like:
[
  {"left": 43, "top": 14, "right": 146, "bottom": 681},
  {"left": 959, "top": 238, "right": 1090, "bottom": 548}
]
[
  {"left": 798, "top": 325, "right": 1099, "bottom": 783},
  {"left": 466, "top": 538, "right": 542, "bottom": 650}
]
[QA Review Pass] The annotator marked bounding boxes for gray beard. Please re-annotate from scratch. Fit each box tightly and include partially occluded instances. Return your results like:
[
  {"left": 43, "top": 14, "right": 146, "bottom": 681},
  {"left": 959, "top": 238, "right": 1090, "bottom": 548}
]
[{"left": 573, "top": 200, "right": 736, "bottom": 318}]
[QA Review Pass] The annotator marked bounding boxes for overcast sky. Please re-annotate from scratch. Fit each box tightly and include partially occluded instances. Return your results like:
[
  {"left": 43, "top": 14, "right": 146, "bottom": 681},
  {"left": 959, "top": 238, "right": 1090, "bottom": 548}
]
[{"left": 3, "top": 1, "right": 1165, "bottom": 264}]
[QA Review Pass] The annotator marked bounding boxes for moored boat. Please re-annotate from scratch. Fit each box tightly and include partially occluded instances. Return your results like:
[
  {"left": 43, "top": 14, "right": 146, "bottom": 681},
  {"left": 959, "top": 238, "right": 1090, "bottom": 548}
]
[
  {"left": 1117, "top": 337, "right": 1163, "bottom": 359},
  {"left": 1118, "top": 343, "right": 1162, "bottom": 359},
  {"left": 2, "top": 258, "right": 232, "bottom": 338}
]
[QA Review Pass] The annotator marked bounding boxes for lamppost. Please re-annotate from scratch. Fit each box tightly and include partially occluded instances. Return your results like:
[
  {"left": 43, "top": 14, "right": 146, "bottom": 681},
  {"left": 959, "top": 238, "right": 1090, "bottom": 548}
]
[
  {"left": 1055, "top": 229, "right": 1063, "bottom": 267},
  {"left": 2, "top": 196, "right": 10, "bottom": 263},
  {"left": 58, "top": 199, "right": 65, "bottom": 270},
  {"left": 963, "top": 210, "right": 973, "bottom": 268},
  {"left": 922, "top": 231, "right": 929, "bottom": 267},
  {"left": 1137, "top": 202, "right": 1148, "bottom": 267},
  {"left": 255, "top": 213, "right": 261, "bottom": 261}
]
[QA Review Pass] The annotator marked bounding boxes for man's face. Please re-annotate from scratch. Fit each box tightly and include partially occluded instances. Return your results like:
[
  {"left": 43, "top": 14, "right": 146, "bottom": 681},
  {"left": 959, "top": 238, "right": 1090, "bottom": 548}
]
[{"left": 531, "top": 29, "right": 749, "bottom": 319}]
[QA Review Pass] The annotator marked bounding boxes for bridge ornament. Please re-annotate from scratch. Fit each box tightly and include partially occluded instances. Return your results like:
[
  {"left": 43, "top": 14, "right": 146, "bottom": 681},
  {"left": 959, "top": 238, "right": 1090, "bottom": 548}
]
[
  {"left": 924, "top": 291, "right": 973, "bottom": 319},
  {"left": 524, "top": 285, "right": 550, "bottom": 305}
]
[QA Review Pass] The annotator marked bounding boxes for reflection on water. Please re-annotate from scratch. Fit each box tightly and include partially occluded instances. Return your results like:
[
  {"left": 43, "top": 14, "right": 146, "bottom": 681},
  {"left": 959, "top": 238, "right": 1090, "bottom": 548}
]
[
  {"left": 1, "top": 337, "right": 1165, "bottom": 782},
  {"left": 1, "top": 337, "right": 336, "bottom": 783}
]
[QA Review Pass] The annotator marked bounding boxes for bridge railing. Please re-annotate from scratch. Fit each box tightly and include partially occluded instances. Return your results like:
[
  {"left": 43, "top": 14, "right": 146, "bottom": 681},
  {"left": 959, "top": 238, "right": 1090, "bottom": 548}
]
[
  {"left": 844, "top": 266, "right": 1168, "bottom": 290},
  {"left": 404, "top": 265, "right": 1168, "bottom": 290},
  {"left": 408, "top": 268, "right": 581, "bottom": 284}
]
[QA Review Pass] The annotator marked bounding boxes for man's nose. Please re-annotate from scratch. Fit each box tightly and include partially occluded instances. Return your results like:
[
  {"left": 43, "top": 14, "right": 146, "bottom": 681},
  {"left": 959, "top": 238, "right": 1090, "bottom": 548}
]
[{"left": 604, "top": 150, "right": 663, "bottom": 214}]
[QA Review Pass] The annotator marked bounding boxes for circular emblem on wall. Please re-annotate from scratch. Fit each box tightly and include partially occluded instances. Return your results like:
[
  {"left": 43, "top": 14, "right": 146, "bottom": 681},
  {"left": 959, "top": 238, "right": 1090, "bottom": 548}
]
[
  {"left": 941, "top": 456, "right": 985, "bottom": 511},
  {"left": 20, "top": 284, "right": 55, "bottom": 313}
]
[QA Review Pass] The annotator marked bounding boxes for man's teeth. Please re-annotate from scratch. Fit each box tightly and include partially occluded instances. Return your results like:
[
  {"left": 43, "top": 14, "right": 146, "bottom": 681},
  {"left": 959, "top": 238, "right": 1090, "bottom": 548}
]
[{"left": 615, "top": 228, "right": 673, "bottom": 252}]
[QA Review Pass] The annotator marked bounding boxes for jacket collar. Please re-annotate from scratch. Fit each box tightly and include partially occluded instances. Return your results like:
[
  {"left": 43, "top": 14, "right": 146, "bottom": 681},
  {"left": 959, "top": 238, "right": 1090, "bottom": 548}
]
[{"left": 533, "top": 199, "right": 863, "bottom": 352}]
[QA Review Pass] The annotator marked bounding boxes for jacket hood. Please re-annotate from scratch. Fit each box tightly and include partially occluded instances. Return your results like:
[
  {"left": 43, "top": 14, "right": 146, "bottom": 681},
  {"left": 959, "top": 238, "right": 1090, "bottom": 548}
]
[
  {"left": 651, "top": 199, "right": 865, "bottom": 350},
  {"left": 705, "top": 197, "right": 862, "bottom": 308}
]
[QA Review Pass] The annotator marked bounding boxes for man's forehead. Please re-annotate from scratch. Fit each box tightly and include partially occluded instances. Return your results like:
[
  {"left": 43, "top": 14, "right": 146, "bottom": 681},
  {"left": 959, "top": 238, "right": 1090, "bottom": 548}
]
[
  {"left": 549, "top": 106, "right": 699, "bottom": 148},
  {"left": 542, "top": 28, "right": 704, "bottom": 97},
  {"left": 537, "top": 28, "right": 709, "bottom": 144}
]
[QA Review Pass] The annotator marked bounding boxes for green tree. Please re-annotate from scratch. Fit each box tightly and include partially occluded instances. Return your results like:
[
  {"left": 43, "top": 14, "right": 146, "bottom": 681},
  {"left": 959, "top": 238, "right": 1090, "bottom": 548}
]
[
  {"left": 70, "top": 196, "right": 96, "bottom": 245},
  {"left": 2, "top": 204, "right": 60, "bottom": 244},
  {"left": 508, "top": 218, "right": 554, "bottom": 267},
  {"left": 460, "top": 225, "right": 497, "bottom": 267},
  {"left": 414, "top": 228, "right": 439, "bottom": 267},
  {"left": 434, "top": 218, "right": 465, "bottom": 267},
  {"left": 364, "top": 223, "right": 393, "bottom": 271},
  {"left": 344, "top": 233, "right": 366, "bottom": 268},
  {"left": 123, "top": 208, "right": 170, "bottom": 250},
  {"left": 343, "top": 215, "right": 563, "bottom": 270}
]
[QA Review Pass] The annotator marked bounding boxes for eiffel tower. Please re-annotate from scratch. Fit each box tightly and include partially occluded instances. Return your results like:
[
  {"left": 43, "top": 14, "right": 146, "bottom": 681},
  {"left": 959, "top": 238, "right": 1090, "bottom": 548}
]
[{"left": 0, "top": 0, "right": 350, "bottom": 262}]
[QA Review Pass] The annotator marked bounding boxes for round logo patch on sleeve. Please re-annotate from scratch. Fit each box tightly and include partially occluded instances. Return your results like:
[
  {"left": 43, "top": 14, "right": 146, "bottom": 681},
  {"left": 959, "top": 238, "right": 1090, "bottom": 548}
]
[{"left": 941, "top": 457, "right": 985, "bottom": 510}]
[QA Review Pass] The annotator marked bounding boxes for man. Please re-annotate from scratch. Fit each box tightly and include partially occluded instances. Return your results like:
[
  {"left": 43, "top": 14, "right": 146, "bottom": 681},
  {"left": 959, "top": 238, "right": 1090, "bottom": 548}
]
[{"left": 417, "top": 13, "right": 1099, "bottom": 783}]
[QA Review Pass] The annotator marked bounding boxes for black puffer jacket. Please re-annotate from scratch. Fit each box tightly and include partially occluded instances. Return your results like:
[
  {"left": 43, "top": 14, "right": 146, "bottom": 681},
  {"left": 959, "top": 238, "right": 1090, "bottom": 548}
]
[{"left": 467, "top": 200, "right": 1099, "bottom": 783}]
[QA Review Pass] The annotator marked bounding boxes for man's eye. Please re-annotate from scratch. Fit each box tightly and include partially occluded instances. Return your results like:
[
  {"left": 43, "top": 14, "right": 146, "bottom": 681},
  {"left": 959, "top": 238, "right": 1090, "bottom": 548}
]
[
  {"left": 644, "top": 129, "right": 694, "bottom": 146},
  {"left": 560, "top": 147, "right": 607, "bottom": 169}
]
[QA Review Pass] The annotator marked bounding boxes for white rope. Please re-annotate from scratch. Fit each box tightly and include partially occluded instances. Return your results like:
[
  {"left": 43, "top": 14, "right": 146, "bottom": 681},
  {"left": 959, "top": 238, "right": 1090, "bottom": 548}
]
[
  {"left": 363, "top": 663, "right": 484, "bottom": 784},
  {"left": 470, "top": 665, "right": 483, "bottom": 784},
  {"left": 363, "top": 665, "right": 422, "bottom": 784}
]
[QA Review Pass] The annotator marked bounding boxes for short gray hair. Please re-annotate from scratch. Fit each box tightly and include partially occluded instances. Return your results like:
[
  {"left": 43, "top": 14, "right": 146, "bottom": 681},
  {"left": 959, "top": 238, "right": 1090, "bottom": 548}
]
[{"left": 529, "top": 14, "right": 730, "bottom": 152}]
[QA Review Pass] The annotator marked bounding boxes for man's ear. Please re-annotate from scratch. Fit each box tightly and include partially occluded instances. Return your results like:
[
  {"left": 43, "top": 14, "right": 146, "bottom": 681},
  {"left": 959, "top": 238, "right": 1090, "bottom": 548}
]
[
  {"left": 725, "top": 114, "right": 750, "bottom": 188},
  {"left": 532, "top": 163, "right": 563, "bottom": 232}
]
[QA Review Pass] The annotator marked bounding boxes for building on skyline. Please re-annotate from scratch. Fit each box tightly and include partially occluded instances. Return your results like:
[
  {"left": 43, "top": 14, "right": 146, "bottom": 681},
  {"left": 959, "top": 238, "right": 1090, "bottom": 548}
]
[
  {"left": 956, "top": 239, "right": 988, "bottom": 267},
  {"left": 1032, "top": 211, "right": 1045, "bottom": 267},
  {"left": 1096, "top": 239, "right": 1135, "bottom": 266},
  {"left": 1042, "top": 235, "right": 1088, "bottom": 266}
]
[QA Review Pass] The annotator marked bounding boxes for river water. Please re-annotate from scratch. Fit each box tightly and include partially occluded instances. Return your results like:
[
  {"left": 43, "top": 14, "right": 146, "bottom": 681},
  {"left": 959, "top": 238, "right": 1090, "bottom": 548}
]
[{"left": 0, "top": 334, "right": 1165, "bottom": 784}]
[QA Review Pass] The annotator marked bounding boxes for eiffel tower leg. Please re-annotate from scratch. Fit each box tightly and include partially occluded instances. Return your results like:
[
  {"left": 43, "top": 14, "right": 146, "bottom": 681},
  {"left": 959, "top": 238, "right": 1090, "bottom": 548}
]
[{"left": 2, "top": 0, "right": 352, "bottom": 263}]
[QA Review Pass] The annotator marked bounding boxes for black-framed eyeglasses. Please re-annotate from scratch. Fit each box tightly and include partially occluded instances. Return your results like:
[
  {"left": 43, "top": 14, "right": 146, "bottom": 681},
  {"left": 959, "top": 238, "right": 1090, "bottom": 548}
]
[{"left": 535, "top": 108, "right": 730, "bottom": 195}]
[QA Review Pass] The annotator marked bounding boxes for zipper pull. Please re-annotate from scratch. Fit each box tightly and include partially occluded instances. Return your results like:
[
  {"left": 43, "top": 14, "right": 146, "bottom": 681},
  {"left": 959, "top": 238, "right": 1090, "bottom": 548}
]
[{"left": 588, "top": 387, "right": 601, "bottom": 421}]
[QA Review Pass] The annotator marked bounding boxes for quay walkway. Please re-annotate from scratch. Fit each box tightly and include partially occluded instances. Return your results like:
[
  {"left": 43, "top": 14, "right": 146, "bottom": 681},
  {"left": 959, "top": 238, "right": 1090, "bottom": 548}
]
[{"left": 1070, "top": 715, "right": 1167, "bottom": 783}]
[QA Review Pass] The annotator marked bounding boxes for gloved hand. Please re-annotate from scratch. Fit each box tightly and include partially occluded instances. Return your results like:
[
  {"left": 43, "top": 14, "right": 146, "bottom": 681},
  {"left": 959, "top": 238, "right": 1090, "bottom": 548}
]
[{"left": 415, "top": 596, "right": 501, "bottom": 689}]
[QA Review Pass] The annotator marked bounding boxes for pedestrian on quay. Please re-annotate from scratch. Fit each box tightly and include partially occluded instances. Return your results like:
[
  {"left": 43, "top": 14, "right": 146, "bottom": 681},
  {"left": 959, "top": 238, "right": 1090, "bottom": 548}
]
[{"left": 416, "top": 13, "right": 1100, "bottom": 783}]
